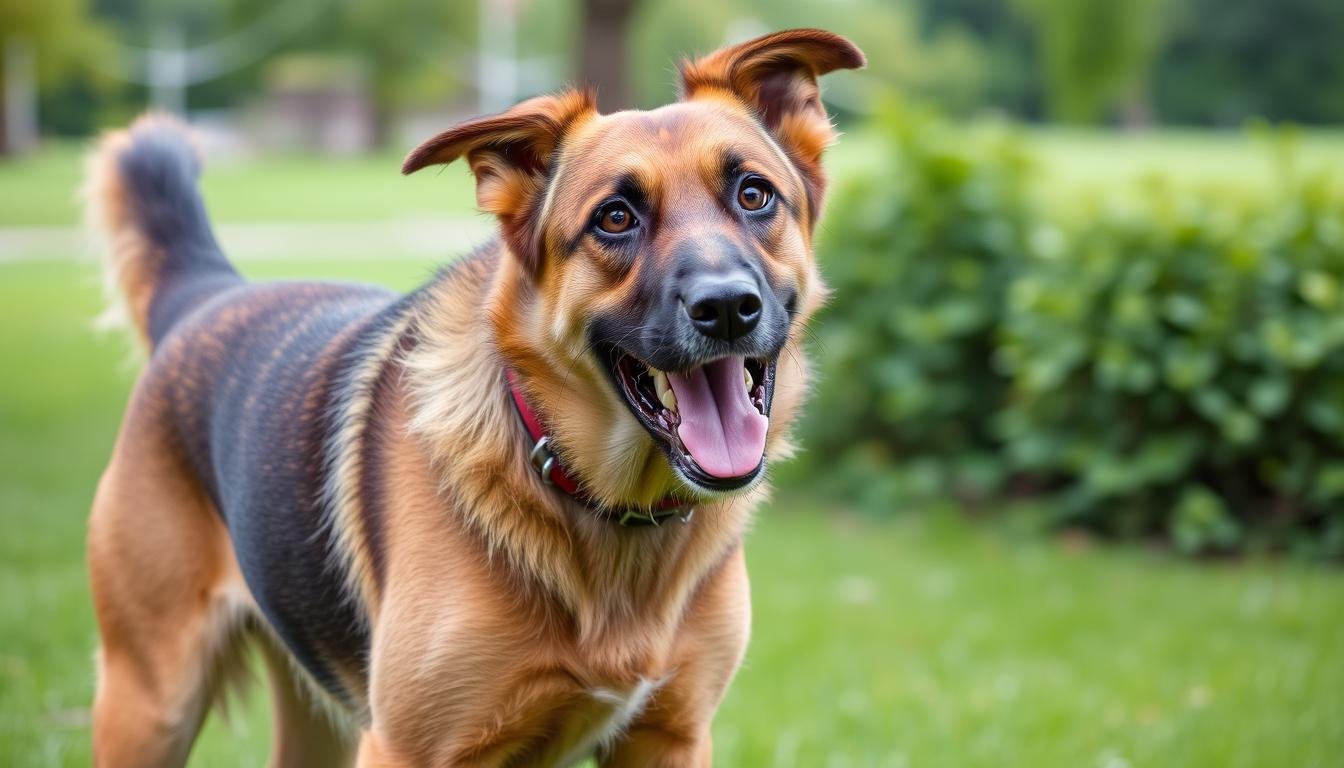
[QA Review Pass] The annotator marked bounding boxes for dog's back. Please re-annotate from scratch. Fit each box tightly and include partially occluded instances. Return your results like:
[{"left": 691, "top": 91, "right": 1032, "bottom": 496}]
[{"left": 86, "top": 116, "right": 408, "bottom": 716}]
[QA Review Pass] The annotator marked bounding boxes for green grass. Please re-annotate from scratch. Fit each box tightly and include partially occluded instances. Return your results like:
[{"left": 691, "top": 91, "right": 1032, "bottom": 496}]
[
  {"left": 0, "top": 145, "right": 478, "bottom": 228},
  {"left": 1, "top": 257, "right": 1341, "bottom": 766},
  {"left": 5, "top": 128, "right": 1344, "bottom": 228},
  {"left": 1018, "top": 127, "right": 1344, "bottom": 215}
]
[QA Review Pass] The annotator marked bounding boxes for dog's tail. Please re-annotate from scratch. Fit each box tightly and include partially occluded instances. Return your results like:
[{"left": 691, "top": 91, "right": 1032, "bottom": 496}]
[{"left": 86, "top": 113, "right": 241, "bottom": 347}]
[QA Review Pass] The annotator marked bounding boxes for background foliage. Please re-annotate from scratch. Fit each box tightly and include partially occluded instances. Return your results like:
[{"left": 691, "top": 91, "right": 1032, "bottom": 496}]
[
  {"left": 9, "top": 0, "right": 1344, "bottom": 141},
  {"left": 999, "top": 173, "right": 1344, "bottom": 557},
  {"left": 804, "top": 103, "right": 1033, "bottom": 506},
  {"left": 1153, "top": 0, "right": 1344, "bottom": 125},
  {"left": 804, "top": 104, "right": 1344, "bottom": 558},
  {"left": 4, "top": 0, "right": 1344, "bottom": 764}
]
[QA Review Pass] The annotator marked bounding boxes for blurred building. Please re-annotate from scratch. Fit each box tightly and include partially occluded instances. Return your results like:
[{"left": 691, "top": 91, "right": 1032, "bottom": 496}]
[{"left": 255, "top": 55, "right": 376, "bottom": 155}]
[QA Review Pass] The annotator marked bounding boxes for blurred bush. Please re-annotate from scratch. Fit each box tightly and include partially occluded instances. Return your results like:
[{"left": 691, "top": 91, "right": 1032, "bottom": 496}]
[
  {"left": 802, "top": 103, "right": 1344, "bottom": 559},
  {"left": 999, "top": 178, "right": 1344, "bottom": 557},
  {"left": 804, "top": 102, "right": 1033, "bottom": 508}
]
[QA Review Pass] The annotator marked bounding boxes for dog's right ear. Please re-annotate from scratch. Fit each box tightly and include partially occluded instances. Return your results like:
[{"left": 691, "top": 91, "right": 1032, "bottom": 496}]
[
  {"left": 679, "top": 29, "right": 864, "bottom": 223},
  {"left": 402, "top": 89, "right": 597, "bottom": 271}
]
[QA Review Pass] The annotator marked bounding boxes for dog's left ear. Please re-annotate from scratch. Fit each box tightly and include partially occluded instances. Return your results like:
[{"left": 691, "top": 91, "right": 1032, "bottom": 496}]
[
  {"left": 402, "top": 89, "right": 597, "bottom": 272},
  {"left": 679, "top": 29, "right": 865, "bottom": 218}
]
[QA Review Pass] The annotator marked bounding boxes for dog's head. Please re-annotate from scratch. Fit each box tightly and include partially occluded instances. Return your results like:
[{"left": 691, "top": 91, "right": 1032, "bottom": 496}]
[{"left": 405, "top": 29, "right": 864, "bottom": 504}]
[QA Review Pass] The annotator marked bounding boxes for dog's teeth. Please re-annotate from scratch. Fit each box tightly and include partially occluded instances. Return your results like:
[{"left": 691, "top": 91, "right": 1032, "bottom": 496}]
[
  {"left": 744, "top": 366, "right": 753, "bottom": 393},
  {"left": 651, "top": 368, "right": 677, "bottom": 412}
]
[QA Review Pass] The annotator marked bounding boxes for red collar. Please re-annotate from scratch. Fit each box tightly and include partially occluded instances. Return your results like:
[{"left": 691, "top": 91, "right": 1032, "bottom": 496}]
[{"left": 505, "top": 369, "right": 692, "bottom": 527}]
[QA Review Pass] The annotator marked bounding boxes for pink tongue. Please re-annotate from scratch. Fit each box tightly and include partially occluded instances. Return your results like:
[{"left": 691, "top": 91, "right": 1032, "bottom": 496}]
[{"left": 666, "top": 356, "right": 768, "bottom": 479}]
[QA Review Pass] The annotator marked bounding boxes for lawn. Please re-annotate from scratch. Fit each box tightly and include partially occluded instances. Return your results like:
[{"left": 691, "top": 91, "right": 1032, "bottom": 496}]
[
  {"left": 1019, "top": 126, "right": 1344, "bottom": 204},
  {"left": 1, "top": 256, "right": 1341, "bottom": 767},
  {"left": 2, "top": 130, "right": 1344, "bottom": 766},
  {"left": 0, "top": 146, "right": 478, "bottom": 228}
]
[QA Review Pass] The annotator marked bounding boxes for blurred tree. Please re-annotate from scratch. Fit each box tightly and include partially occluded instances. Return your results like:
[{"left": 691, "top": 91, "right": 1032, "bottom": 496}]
[
  {"left": 336, "top": 0, "right": 474, "bottom": 136},
  {"left": 1013, "top": 0, "right": 1165, "bottom": 124},
  {"left": 0, "top": 0, "right": 109, "bottom": 152},
  {"left": 628, "top": 0, "right": 723, "bottom": 108},
  {"left": 629, "top": 0, "right": 989, "bottom": 116},
  {"left": 70, "top": 0, "right": 310, "bottom": 129},
  {"left": 914, "top": 0, "right": 1043, "bottom": 118},
  {"left": 1154, "top": 0, "right": 1344, "bottom": 125},
  {"left": 19, "top": 0, "right": 1344, "bottom": 137},
  {"left": 579, "top": 0, "right": 636, "bottom": 111}
]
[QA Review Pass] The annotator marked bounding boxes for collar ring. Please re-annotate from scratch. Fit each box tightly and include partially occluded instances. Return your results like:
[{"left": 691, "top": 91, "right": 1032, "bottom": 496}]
[{"left": 528, "top": 435, "right": 557, "bottom": 485}]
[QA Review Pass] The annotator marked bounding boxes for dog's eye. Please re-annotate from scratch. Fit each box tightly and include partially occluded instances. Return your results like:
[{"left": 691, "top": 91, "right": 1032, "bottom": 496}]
[
  {"left": 737, "top": 178, "right": 774, "bottom": 212},
  {"left": 595, "top": 203, "right": 637, "bottom": 235}
]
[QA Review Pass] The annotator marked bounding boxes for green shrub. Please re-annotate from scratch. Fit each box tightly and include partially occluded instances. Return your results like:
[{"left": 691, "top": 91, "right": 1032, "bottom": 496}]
[
  {"left": 998, "top": 178, "right": 1344, "bottom": 557},
  {"left": 802, "top": 102, "right": 1033, "bottom": 506},
  {"left": 801, "top": 104, "right": 1344, "bottom": 558}
]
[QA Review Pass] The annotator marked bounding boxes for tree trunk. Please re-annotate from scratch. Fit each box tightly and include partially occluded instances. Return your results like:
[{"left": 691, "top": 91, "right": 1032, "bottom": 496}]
[
  {"left": 0, "top": 70, "right": 9, "bottom": 156},
  {"left": 2, "top": 37, "right": 40, "bottom": 156},
  {"left": 578, "top": 0, "right": 637, "bottom": 112},
  {"left": 1118, "top": 85, "right": 1155, "bottom": 130}
]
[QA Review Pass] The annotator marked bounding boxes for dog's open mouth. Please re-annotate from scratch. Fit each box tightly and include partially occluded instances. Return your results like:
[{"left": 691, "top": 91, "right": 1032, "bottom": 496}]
[{"left": 602, "top": 349, "right": 774, "bottom": 491}]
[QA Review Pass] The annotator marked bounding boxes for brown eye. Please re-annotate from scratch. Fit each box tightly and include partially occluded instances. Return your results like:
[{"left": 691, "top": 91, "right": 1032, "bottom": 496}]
[
  {"left": 596, "top": 203, "right": 636, "bottom": 234},
  {"left": 737, "top": 179, "right": 773, "bottom": 211}
]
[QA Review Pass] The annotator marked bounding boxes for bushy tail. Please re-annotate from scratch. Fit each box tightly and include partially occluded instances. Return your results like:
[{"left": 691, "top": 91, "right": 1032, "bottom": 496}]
[{"left": 86, "top": 113, "right": 239, "bottom": 347}]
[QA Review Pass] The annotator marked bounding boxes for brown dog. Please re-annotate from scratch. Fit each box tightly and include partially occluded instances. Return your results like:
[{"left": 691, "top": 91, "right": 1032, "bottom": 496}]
[{"left": 85, "top": 29, "right": 863, "bottom": 766}]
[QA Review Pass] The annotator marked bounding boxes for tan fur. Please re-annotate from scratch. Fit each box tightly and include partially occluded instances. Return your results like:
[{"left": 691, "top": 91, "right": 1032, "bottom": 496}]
[
  {"left": 87, "top": 29, "right": 862, "bottom": 767},
  {"left": 88, "top": 376, "right": 356, "bottom": 766},
  {"left": 323, "top": 307, "right": 420, "bottom": 622}
]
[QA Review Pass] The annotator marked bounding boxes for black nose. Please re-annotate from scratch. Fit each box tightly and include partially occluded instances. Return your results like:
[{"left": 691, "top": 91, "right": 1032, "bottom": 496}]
[{"left": 685, "top": 277, "right": 763, "bottom": 342}]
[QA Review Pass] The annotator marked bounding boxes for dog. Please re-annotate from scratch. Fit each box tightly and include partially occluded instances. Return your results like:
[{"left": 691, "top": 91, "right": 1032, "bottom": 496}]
[{"left": 84, "top": 28, "right": 864, "bottom": 767}]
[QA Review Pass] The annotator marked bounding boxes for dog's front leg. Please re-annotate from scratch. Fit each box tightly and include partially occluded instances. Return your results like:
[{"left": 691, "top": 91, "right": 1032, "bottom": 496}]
[
  {"left": 600, "top": 726, "right": 713, "bottom": 767},
  {"left": 354, "top": 729, "right": 501, "bottom": 768},
  {"left": 355, "top": 730, "right": 408, "bottom": 768},
  {"left": 600, "top": 546, "right": 752, "bottom": 768}
]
